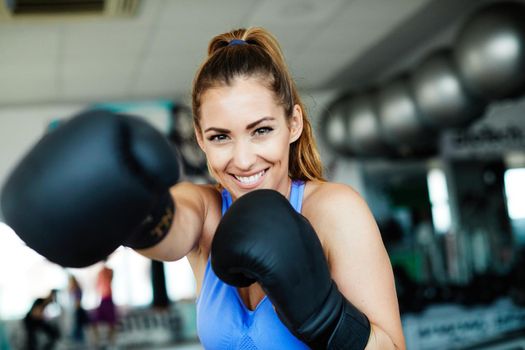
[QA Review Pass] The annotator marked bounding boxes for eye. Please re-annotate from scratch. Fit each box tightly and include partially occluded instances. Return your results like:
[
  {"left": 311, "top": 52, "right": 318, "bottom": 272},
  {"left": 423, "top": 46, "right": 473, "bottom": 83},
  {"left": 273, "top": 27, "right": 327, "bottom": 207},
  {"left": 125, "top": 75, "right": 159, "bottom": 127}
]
[
  {"left": 253, "top": 127, "right": 273, "bottom": 136},
  {"left": 208, "top": 134, "right": 229, "bottom": 143}
]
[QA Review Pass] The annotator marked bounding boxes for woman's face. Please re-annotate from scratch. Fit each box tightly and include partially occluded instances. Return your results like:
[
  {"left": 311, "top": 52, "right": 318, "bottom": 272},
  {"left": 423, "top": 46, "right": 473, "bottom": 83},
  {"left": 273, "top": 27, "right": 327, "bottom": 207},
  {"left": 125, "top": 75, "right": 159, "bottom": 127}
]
[{"left": 196, "top": 76, "right": 303, "bottom": 200}]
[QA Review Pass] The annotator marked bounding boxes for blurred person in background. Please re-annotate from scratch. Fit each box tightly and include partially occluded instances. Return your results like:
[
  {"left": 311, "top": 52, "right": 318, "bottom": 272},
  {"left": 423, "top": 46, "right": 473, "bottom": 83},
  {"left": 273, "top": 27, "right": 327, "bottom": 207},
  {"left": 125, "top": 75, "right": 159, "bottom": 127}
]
[
  {"left": 91, "top": 262, "right": 118, "bottom": 348},
  {"left": 23, "top": 290, "right": 60, "bottom": 350},
  {"left": 67, "top": 275, "right": 89, "bottom": 344}
]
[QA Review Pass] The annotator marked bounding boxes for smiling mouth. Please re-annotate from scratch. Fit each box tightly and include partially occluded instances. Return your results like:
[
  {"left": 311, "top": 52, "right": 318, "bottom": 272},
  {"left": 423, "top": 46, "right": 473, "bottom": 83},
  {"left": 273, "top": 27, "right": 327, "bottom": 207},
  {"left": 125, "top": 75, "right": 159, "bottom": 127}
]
[{"left": 233, "top": 169, "right": 267, "bottom": 185}]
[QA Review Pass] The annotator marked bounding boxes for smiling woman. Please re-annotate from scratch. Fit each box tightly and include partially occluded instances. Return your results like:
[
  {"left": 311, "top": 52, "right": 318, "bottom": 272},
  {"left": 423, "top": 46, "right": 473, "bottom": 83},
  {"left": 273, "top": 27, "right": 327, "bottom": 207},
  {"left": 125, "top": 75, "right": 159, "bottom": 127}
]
[
  {"left": 195, "top": 77, "right": 304, "bottom": 198},
  {"left": 1, "top": 26, "right": 405, "bottom": 350},
  {"left": 179, "top": 27, "right": 403, "bottom": 349}
]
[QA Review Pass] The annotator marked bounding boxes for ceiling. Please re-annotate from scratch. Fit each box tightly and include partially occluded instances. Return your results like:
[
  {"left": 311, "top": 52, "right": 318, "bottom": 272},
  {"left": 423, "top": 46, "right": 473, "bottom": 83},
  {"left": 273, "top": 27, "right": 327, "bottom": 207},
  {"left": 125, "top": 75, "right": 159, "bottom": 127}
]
[{"left": 0, "top": 0, "right": 487, "bottom": 107}]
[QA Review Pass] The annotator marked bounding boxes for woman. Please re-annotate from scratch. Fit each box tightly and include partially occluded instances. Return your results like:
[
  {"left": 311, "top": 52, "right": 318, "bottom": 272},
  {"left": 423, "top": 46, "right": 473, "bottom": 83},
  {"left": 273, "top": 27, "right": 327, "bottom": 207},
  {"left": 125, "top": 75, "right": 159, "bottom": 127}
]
[
  {"left": 23, "top": 293, "right": 60, "bottom": 350},
  {"left": 140, "top": 27, "right": 405, "bottom": 349},
  {"left": 67, "top": 275, "right": 89, "bottom": 343},
  {"left": 91, "top": 263, "right": 117, "bottom": 347},
  {"left": 1, "top": 27, "right": 404, "bottom": 350}
]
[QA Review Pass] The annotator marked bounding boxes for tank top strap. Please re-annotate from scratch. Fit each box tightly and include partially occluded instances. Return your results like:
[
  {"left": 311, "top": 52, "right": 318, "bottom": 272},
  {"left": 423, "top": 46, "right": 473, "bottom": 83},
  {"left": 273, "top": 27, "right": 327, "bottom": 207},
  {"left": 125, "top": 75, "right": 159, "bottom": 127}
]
[
  {"left": 289, "top": 180, "right": 305, "bottom": 213},
  {"left": 221, "top": 188, "right": 232, "bottom": 216}
]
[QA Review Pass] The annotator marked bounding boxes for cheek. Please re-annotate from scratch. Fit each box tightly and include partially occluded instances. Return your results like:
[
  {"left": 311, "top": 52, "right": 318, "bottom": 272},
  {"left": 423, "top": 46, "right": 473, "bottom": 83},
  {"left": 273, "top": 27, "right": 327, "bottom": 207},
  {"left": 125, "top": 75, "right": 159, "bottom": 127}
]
[
  {"left": 204, "top": 147, "right": 230, "bottom": 171},
  {"left": 262, "top": 137, "right": 291, "bottom": 162}
]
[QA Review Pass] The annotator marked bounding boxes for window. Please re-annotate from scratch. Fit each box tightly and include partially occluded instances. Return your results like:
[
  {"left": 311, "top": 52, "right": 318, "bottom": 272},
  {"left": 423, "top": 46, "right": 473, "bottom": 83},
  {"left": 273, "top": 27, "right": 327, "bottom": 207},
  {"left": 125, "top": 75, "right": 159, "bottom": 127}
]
[
  {"left": 0, "top": 222, "right": 195, "bottom": 320},
  {"left": 427, "top": 168, "right": 451, "bottom": 234},
  {"left": 504, "top": 168, "right": 525, "bottom": 220}
]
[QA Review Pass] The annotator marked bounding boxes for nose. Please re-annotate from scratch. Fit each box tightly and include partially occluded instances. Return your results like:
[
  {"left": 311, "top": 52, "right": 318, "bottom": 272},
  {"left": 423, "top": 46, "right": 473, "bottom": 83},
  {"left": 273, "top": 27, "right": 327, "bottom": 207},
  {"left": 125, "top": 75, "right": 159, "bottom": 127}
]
[{"left": 232, "top": 139, "right": 256, "bottom": 171}]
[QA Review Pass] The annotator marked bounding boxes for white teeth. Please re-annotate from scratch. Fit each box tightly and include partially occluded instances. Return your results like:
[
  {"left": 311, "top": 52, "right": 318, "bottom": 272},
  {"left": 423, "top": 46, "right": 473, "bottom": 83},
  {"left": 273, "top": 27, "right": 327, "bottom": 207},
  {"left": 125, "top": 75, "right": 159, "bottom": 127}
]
[{"left": 235, "top": 170, "right": 265, "bottom": 185}]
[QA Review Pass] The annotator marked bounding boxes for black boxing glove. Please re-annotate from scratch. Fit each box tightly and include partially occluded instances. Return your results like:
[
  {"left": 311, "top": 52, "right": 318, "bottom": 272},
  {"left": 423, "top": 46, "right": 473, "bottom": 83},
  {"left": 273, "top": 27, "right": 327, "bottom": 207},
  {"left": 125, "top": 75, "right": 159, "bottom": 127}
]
[
  {"left": 1, "top": 110, "right": 180, "bottom": 267},
  {"left": 211, "top": 189, "right": 371, "bottom": 350}
]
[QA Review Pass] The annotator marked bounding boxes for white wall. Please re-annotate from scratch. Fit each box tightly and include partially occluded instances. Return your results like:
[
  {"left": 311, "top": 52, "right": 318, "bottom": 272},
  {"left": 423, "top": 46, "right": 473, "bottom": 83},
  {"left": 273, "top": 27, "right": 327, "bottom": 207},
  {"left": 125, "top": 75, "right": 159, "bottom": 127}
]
[{"left": 0, "top": 104, "right": 85, "bottom": 200}]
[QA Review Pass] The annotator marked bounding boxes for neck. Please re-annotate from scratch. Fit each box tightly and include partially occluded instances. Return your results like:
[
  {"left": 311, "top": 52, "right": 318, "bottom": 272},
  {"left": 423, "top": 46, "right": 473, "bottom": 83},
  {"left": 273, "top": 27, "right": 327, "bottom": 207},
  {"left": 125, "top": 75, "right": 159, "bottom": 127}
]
[{"left": 282, "top": 177, "right": 293, "bottom": 200}]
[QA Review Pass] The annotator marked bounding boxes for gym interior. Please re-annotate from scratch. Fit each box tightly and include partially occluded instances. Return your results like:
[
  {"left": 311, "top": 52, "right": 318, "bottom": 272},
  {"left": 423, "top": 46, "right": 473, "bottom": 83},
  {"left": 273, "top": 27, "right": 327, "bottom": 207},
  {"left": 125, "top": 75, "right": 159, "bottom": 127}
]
[{"left": 0, "top": 0, "right": 525, "bottom": 349}]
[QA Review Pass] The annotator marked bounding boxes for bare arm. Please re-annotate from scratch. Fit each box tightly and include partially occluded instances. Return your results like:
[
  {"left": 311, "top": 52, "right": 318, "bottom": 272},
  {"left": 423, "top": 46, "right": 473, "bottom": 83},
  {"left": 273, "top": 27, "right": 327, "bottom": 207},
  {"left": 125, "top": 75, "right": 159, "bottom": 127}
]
[
  {"left": 305, "top": 183, "right": 405, "bottom": 350},
  {"left": 136, "top": 181, "right": 216, "bottom": 262}
]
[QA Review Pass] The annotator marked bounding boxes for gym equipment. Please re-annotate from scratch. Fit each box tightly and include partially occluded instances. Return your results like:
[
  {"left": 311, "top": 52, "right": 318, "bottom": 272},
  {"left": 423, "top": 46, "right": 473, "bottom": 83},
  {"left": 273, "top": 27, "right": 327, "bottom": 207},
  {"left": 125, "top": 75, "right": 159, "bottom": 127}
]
[
  {"left": 347, "top": 93, "right": 391, "bottom": 156},
  {"left": 376, "top": 76, "right": 436, "bottom": 154},
  {"left": 454, "top": 1, "right": 525, "bottom": 99},
  {"left": 320, "top": 96, "right": 352, "bottom": 155},
  {"left": 411, "top": 49, "right": 486, "bottom": 129}
]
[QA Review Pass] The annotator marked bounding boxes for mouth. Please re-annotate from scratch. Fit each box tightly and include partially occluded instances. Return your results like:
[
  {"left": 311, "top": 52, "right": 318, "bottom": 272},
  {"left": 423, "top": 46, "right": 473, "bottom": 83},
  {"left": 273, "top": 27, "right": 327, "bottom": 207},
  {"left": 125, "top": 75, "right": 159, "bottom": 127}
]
[{"left": 232, "top": 169, "right": 268, "bottom": 188}]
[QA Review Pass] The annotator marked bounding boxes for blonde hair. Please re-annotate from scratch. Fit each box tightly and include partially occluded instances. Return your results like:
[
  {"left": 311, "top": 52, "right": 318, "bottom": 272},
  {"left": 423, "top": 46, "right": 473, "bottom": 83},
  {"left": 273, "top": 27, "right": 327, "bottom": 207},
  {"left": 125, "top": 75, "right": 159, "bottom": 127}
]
[{"left": 192, "top": 27, "right": 325, "bottom": 182}]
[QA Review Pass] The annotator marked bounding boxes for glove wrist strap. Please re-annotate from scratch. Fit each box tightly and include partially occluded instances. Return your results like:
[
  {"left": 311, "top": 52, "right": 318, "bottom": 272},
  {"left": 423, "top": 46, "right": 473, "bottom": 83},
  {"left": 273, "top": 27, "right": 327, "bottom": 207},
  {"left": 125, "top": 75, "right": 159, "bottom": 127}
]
[
  {"left": 326, "top": 299, "right": 371, "bottom": 350},
  {"left": 124, "top": 192, "right": 174, "bottom": 249}
]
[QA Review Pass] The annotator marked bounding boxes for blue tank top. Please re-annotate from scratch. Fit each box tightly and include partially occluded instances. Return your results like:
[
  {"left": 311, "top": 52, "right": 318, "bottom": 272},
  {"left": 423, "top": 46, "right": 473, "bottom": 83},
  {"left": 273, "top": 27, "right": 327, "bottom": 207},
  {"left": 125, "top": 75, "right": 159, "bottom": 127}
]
[{"left": 196, "top": 181, "right": 310, "bottom": 350}]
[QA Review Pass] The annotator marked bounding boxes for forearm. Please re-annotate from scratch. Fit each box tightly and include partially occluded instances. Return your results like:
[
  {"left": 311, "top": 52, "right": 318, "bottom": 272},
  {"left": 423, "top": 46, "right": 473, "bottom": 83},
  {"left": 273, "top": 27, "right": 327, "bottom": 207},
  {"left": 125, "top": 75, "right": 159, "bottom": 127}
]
[{"left": 364, "top": 323, "right": 405, "bottom": 350}]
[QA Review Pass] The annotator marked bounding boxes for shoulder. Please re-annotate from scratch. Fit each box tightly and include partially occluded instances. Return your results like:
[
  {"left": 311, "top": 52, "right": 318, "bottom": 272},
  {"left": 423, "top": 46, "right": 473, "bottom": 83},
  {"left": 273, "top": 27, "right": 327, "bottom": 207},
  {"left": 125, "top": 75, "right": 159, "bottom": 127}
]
[
  {"left": 172, "top": 181, "right": 221, "bottom": 199},
  {"left": 186, "top": 182, "right": 222, "bottom": 253},
  {"left": 169, "top": 181, "right": 222, "bottom": 251},
  {"left": 302, "top": 181, "right": 379, "bottom": 258},
  {"left": 176, "top": 180, "right": 223, "bottom": 217},
  {"left": 171, "top": 181, "right": 222, "bottom": 214},
  {"left": 302, "top": 181, "right": 369, "bottom": 220}
]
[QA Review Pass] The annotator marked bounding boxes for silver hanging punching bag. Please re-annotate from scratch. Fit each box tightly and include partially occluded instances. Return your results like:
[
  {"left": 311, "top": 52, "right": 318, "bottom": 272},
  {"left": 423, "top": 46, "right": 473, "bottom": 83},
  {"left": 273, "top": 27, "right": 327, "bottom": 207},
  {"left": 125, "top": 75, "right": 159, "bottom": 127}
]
[
  {"left": 168, "top": 104, "right": 208, "bottom": 177},
  {"left": 320, "top": 96, "right": 351, "bottom": 155},
  {"left": 411, "top": 49, "right": 487, "bottom": 129},
  {"left": 347, "top": 93, "right": 390, "bottom": 156},
  {"left": 454, "top": 1, "right": 525, "bottom": 100},
  {"left": 376, "top": 76, "right": 435, "bottom": 155}
]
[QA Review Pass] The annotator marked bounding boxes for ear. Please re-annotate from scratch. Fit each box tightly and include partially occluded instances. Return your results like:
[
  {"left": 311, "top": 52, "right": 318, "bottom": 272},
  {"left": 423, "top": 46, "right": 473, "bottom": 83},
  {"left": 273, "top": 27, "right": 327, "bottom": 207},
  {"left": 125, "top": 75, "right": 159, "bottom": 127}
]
[{"left": 289, "top": 104, "right": 303, "bottom": 144}]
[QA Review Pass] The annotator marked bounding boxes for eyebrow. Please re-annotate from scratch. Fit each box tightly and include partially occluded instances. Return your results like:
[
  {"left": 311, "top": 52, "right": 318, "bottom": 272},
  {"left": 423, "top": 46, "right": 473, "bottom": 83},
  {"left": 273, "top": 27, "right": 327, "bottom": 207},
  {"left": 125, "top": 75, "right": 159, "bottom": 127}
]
[{"left": 204, "top": 116, "right": 275, "bottom": 133}]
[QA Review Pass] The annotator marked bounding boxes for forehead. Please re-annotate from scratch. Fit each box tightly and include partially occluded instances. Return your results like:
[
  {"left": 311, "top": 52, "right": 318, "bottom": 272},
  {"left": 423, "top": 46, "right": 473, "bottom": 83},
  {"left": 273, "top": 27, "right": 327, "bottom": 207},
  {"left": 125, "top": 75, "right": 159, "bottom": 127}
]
[{"left": 199, "top": 77, "right": 283, "bottom": 125}]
